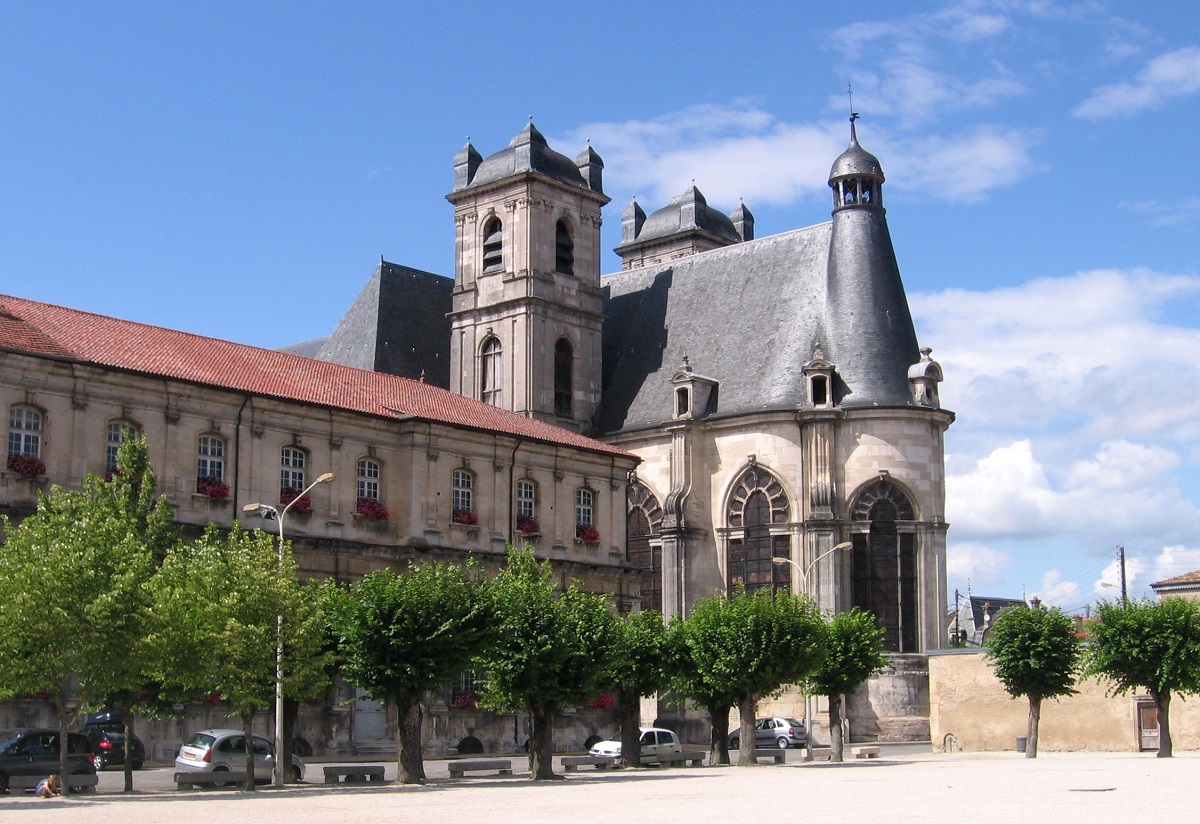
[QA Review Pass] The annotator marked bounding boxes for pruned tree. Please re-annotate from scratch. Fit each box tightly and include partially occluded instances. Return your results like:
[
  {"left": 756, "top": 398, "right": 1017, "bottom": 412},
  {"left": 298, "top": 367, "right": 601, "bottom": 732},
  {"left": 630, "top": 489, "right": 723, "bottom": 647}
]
[
  {"left": 983, "top": 603, "right": 1081, "bottom": 758},
  {"left": 1086, "top": 597, "right": 1200, "bottom": 757},
  {"left": 323, "top": 562, "right": 488, "bottom": 784},
  {"left": 598, "top": 609, "right": 669, "bottom": 767},
  {"left": 147, "top": 525, "right": 328, "bottom": 789},
  {"left": 663, "top": 614, "right": 741, "bottom": 765},
  {"left": 807, "top": 608, "right": 887, "bottom": 761},
  {"left": 474, "top": 545, "right": 616, "bottom": 780}
]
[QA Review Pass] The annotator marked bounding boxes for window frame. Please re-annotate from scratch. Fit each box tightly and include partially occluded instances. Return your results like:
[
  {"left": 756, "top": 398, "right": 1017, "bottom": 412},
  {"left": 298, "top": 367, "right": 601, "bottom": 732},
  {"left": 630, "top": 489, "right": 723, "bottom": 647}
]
[
  {"left": 575, "top": 487, "right": 594, "bottom": 527},
  {"left": 452, "top": 468, "right": 474, "bottom": 515},
  {"left": 8, "top": 405, "right": 42, "bottom": 459},
  {"left": 280, "top": 445, "right": 308, "bottom": 493},
  {"left": 480, "top": 336, "right": 503, "bottom": 407},
  {"left": 356, "top": 457, "right": 381, "bottom": 502},
  {"left": 196, "top": 434, "right": 226, "bottom": 482}
]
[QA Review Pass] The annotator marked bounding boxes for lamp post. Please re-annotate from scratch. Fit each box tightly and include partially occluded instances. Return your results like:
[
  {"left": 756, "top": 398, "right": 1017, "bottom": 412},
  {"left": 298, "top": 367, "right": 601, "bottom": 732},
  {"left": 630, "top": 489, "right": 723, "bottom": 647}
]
[
  {"left": 772, "top": 540, "right": 853, "bottom": 761},
  {"left": 243, "top": 471, "right": 335, "bottom": 788}
]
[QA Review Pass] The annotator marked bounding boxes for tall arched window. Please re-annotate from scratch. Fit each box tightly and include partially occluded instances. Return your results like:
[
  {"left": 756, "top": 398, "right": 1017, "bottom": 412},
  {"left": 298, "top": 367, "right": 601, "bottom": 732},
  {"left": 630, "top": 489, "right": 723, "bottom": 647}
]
[
  {"left": 357, "top": 458, "right": 381, "bottom": 502},
  {"left": 105, "top": 419, "right": 141, "bottom": 474},
  {"left": 726, "top": 465, "right": 791, "bottom": 595},
  {"left": 851, "top": 482, "right": 917, "bottom": 653},
  {"left": 555, "top": 219, "right": 574, "bottom": 275},
  {"left": 280, "top": 446, "right": 308, "bottom": 495},
  {"left": 452, "top": 469, "right": 475, "bottom": 518},
  {"left": 8, "top": 405, "right": 42, "bottom": 460},
  {"left": 480, "top": 337, "right": 503, "bottom": 406},
  {"left": 554, "top": 338, "right": 573, "bottom": 418},
  {"left": 627, "top": 482, "right": 664, "bottom": 611},
  {"left": 481, "top": 217, "right": 503, "bottom": 274}
]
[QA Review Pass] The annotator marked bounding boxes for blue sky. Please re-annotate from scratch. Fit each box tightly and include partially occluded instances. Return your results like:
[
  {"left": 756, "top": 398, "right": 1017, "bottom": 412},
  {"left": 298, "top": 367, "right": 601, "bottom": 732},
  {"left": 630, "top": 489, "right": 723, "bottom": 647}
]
[{"left": 2, "top": 1, "right": 1198, "bottom": 612}]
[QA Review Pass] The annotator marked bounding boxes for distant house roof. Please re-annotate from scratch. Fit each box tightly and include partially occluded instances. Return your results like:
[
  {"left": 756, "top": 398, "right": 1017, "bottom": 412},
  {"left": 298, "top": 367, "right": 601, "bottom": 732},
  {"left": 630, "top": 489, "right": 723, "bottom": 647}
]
[
  {"left": 0, "top": 294, "right": 632, "bottom": 459},
  {"left": 1150, "top": 569, "right": 1200, "bottom": 597}
]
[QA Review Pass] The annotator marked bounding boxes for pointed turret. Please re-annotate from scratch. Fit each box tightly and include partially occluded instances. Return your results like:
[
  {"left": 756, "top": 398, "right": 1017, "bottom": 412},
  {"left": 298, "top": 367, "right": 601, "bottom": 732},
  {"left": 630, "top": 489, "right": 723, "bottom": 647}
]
[{"left": 824, "top": 116, "right": 920, "bottom": 407}]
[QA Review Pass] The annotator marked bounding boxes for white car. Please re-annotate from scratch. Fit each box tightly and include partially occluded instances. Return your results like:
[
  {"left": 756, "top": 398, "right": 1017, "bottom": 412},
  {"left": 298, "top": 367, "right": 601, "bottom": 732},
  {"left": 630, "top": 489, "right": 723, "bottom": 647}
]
[
  {"left": 174, "top": 728, "right": 304, "bottom": 783},
  {"left": 589, "top": 727, "right": 682, "bottom": 764}
]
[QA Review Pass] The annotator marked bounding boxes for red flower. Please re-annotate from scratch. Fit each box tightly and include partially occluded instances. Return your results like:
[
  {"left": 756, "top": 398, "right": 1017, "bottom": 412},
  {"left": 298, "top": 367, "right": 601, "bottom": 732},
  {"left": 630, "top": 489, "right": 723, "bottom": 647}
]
[
  {"left": 356, "top": 497, "right": 390, "bottom": 520},
  {"left": 280, "top": 487, "right": 312, "bottom": 512},
  {"left": 7, "top": 453, "right": 45, "bottom": 478},
  {"left": 516, "top": 514, "right": 540, "bottom": 534},
  {"left": 576, "top": 524, "right": 600, "bottom": 543},
  {"left": 196, "top": 476, "right": 230, "bottom": 501},
  {"left": 452, "top": 508, "right": 479, "bottom": 525}
]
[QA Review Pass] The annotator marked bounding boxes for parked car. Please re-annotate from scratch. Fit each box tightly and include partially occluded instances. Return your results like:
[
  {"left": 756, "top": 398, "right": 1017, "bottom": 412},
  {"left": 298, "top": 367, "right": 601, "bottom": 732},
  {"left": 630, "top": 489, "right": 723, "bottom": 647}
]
[
  {"left": 174, "top": 729, "right": 304, "bottom": 782},
  {"left": 83, "top": 728, "right": 145, "bottom": 770},
  {"left": 0, "top": 728, "right": 97, "bottom": 793},
  {"left": 728, "top": 717, "right": 808, "bottom": 750},
  {"left": 589, "top": 727, "right": 682, "bottom": 764}
]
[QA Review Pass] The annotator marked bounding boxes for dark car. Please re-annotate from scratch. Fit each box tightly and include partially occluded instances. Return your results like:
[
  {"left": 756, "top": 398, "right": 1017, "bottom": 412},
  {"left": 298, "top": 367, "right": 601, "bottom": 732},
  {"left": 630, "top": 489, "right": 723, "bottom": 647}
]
[
  {"left": 83, "top": 728, "right": 145, "bottom": 770},
  {"left": 728, "top": 717, "right": 808, "bottom": 750},
  {"left": 0, "top": 728, "right": 97, "bottom": 793}
]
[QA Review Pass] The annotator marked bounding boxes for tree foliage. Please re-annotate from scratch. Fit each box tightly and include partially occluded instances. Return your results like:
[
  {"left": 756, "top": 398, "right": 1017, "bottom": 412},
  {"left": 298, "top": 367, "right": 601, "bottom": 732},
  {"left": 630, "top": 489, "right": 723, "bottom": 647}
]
[
  {"left": 474, "top": 545, "right": 616, "bottom": 779},
  {"left": 983, "top": 604, "right": 1080, "bottom": 758},
  {"left": 808, "top": 608, "right": 887, "bottom": 761},
  {"left": 323, "top": 562, "right": 488, "bottom": 784},
  {"left": 598, "top": 609, "right": 668, "bottom": 767},
  {"left": 1086, "top": 597, "right": 1200, "bottom": 757}
]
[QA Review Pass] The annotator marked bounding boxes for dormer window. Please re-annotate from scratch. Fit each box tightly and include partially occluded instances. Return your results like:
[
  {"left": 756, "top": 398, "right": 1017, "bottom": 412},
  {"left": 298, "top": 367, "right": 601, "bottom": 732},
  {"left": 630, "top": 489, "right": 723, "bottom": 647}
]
[
  {"left": 482, "top": 217, "right": 503, "bottom": 274},
  {"left": 555, "top": 220, "right": 574, "bottom": 276},
  {"left": 676, "top": 388, "right": 690, "bottom": 417},
  {"left": 811, "top": 375, "right": 828, "bottom": 406}
]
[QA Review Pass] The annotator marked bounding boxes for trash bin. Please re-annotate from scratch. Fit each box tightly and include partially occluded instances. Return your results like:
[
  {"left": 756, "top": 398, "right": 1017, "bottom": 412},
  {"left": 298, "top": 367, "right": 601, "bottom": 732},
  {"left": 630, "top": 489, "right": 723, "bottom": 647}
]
[{"left": 1016, "top": 736, "right": 1027, "bottom": 753}]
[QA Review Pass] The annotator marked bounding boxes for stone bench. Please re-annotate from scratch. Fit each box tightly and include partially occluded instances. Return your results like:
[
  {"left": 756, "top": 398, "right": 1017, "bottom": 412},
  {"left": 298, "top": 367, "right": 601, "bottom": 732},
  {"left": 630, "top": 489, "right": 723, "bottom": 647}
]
[
  {"left": 447, "top": 758, "right": 513, "bottom": 778},
  {"left": 8, "top": 773, "right": 98, "bottom": 793},
  {"left": 561, "top": 755, "right": 615, "bottom": 771},
  {"left": 656, "top": 750, "right": 706, "bottom": 767},
  {"left": 174, "top": 770, "right": 250, "bottom": 789},
  {"left": 852, "top": 746, "right": 880, "bottom": 759},
  {"left": 754, "top": 748, "right": 787, "bottom": 764},
  {"left": 324, "top": 765, "right": 386, "bottom": 784}
]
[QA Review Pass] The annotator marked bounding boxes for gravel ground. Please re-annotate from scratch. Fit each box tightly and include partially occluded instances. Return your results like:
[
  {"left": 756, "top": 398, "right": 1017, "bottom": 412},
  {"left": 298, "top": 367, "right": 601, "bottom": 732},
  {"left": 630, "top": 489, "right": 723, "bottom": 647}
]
[{"left": 4, "top": 749, "right": 1193, "bottom": 824}]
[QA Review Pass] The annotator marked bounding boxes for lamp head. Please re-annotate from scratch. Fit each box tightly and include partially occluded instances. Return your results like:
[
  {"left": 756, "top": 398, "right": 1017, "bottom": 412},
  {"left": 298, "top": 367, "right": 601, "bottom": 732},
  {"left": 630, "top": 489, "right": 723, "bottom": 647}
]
[{"left": 316, "top": 472, "right": 336, "bottom": 484}]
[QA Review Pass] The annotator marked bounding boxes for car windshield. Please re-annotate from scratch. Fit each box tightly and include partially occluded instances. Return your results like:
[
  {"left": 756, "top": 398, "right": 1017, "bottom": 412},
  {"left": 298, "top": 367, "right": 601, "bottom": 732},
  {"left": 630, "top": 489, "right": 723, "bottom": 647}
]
[
  {"left": 785, "top": 719, "right": 804, "bottom": 727},
  {"left": 0, "top": 731, "right": 18, "bottom": 750},
  {"left": 608, "top": 731, "right": 622, "bottom": 742},
  {"left": 184, "top": 733, "right": 216, "bottom": 749}
]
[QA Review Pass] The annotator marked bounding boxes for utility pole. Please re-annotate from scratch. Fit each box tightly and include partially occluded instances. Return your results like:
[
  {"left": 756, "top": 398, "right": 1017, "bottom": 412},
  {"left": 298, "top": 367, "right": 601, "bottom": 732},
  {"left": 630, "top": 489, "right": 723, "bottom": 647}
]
[{"left": 1117, "top": 545, "right": 1127, "bottom": 604}]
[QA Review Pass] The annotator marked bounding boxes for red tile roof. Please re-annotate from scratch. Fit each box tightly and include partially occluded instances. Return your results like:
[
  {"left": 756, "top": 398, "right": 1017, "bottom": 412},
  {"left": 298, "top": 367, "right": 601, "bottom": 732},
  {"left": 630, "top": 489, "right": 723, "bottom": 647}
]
[
  {"left": 1151, "top": 569, "right": 1200, "bottom": 588},
  {"left": 0, "top": 294, "right": 632, "bottom": 459}
]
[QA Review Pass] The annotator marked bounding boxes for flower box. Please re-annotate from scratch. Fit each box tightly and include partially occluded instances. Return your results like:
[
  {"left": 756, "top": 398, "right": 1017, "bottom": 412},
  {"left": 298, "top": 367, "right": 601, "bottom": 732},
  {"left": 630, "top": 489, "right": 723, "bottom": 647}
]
[
  {"left": 280, "top": 487, "right": 312, "bottom": 513},
  {"left": 452, "top": 508, "right": 479, "bottom": 526},
  {"left": 575, "top": 524, "right": 600, "bottom": 543},
  {"left": 516, "top": 514, "right": 540, "bottom": 535},
  {"left": 355, "top": 497, "right": 390, "bottom": 520},
  {"left": 6, "top": 453, "right": 45, "bottom": 479},
  {"left": 196, "top": 476, "right": 230, "bottom": 501}
]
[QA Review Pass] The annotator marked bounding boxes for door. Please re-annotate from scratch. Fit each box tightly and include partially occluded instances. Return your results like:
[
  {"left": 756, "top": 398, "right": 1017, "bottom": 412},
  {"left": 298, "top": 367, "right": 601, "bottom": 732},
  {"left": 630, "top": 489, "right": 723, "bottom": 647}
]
[
  {"left": 1136, "top": 698, "right": 1159, "bottom": 751},
  {"left": 354, "top": 688, "right": 387, "bottom": 739}
]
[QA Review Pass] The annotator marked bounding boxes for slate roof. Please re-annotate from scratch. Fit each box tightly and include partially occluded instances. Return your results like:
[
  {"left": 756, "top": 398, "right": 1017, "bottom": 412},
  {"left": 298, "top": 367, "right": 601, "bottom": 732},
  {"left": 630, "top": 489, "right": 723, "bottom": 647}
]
[
  {"left": 598, "top": 225, "right": 832, "bottom": 434},
  {"left": 455, "top": 123, "right": 594, "bottom": 193},
  {"left": 0, "top": 294, "right": 631, "bottom": 458}
]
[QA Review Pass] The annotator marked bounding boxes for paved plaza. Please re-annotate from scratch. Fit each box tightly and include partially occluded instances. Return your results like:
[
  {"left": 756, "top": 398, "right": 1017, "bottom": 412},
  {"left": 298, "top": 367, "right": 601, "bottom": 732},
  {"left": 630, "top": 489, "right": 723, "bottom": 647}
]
[{"left": 3, "top": 750, "right": 1192, "bottom": 823}]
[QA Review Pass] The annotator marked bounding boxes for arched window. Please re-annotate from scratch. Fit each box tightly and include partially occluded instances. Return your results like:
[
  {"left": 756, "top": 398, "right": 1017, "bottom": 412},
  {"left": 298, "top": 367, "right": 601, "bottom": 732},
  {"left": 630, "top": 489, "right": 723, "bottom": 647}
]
[
  {"left": 482, "top": 217, "right": 503, "bottom": 274},
  {"left": 515, "top": 478, "right": 537, "bottom": 534},
  {"left": 105, "top": 419, "right": 141, "bottom": 475},
  {"left": 480, "top": 337, "right": 503, "bottom": 407},
  {"left": 8, "top": 405, "right": 42, "bottom": 460},
  {"left": 726, "top": 465, "right": 791, "bottom": 595},
  {"left": 850, "top": 482, "right": 917, "bottom": 653},
  {"left": 452, "top": 469, "right": 474, "bottom": 519},
  {"left": 555, "top": 219, "right": 574, "bottom": 275},
  {"left": 554, "top": 338, "right": 573, "bottom": 418},
  {"left": 627, "top": 482, "right": 663, "bottom": 611},
  {"left": 280, "top": 446, "right": 308, "bottom": 496},
  {"left": 357, "top": 458, "right": 381, "bottom": 502}
]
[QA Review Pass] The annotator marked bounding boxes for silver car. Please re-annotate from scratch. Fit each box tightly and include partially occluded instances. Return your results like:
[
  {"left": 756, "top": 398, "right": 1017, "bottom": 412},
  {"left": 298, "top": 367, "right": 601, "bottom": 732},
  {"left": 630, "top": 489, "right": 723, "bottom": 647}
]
[
  {"left": 728, "top": 717, "right": 808, "bottom": 750},
  {"left": 589, "top": 727, "right": 682, "bottom": 764},
  {"left": 174, "top": 728, "right": 304, "bottom": 782}
]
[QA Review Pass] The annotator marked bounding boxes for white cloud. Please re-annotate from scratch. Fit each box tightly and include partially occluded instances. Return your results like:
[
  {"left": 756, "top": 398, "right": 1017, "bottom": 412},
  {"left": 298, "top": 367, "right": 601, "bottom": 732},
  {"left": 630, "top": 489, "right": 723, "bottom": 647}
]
[
  {"left": 1074, "top": 46, "right": 1200, "bottom": 119},
  {"left": 1032, "top": 570, "right": 1082, "bottom": 608},
  {"left": 1150, "top": 545, "right": 1200, "bottom": 582},
  {"left": 1123, "top": 197, "right": 1200, "bottom": 229},
  {"left": 947, "top": 541, "right": 1013, "bottom": 588}
]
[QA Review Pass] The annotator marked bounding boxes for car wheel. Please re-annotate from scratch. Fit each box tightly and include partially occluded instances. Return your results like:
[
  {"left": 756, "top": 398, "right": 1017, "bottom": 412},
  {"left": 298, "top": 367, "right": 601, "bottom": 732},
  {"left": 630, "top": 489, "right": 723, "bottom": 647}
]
[
  {"left": 289, "top": 764, "right": 302, "bottom": 783},
  {"left": 71, "top": 771, "right": 96, "bottom": 793},
  {"left": 777, "top": 737, "right": 790, "bottom": 749},
  {"left": 0, "top": 771, "right": 8, "bottom": 793},
  {"left": 212, "top": 766, "right": 233, "bottom": 788},
  {"left": 729, "top": 738, "right": 740, "bottom": 749},
  {"left": 94, "top": 755, "right": 107, "bottom": 771},
  {"left": 132, "top": 761, "right": 144, "bottom": 771}
]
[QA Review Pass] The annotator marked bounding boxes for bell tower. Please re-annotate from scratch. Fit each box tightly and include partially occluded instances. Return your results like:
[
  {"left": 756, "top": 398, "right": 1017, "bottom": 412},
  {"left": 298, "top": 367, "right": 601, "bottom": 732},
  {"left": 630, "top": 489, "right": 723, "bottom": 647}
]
[{"left": 446, "top": 123, "right": 609, "bottom": 432}]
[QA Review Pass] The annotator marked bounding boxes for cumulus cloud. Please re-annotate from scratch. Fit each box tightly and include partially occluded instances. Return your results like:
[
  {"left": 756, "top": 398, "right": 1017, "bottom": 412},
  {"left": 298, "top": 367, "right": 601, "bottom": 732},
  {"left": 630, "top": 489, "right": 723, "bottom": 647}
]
[
  {"left": 1074, "top": 46, "right": 1200, "bottom": 119},
  {"left": 947, "top": 541, "right": 1013, "bottom": 589},
  {"left": 1032, "top": 570, "right": 1082, "bottom": 608}
]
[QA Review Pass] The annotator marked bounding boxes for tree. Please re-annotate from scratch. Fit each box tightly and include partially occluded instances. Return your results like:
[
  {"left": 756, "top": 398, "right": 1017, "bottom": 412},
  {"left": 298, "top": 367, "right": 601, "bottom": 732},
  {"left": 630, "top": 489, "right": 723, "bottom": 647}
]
[
  {"left": 0, "top": 434, "right": 166, "bottom": 795},
  {"left": 983, "top": 603, "right": 1081, "bottom": 758},
  {"left": 807, "top": 608, "right": 887, "bottom": 762},
  {"left": 474, "top": 545, "right": 617, "bottom": 780},
  {"left": 323, "top": 562, "right": 488, "bottom": 784},
  {"left": 664, "top": 614, "right": 741, "bottom": 765},
  {"left": 1086, "top": 597, "right": 1200, "bottom": 757},
  {"left": 147, "top": 525, "right": 329, "bottom": 789},
  {"left": 676, "top": 588, "right": 827, "bottom": 766},
  {"left": 598, "top": 609, "right": 669, "bottom": 768}
]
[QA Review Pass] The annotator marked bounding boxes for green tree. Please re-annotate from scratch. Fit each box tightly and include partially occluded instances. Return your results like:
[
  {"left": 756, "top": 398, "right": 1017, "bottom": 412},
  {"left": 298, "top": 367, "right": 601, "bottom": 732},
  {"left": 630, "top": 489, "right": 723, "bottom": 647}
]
[
  {"left": 677, "top": 589, "right": 827, "bottom": 766},
  {"left": 323, "top": 562, "right": 488, "bottom": 784},
  {"left": 598, "top": 609, "right": 669, "bottom": 767},
  {"left": 983, "top": 604, "right": 1081, "bottom": 758},
  {"left": 474, "top": 545, "right": 617, "bottom": 780},
  {"left": 808, "top": 608, "right": 887, "bottom": 762},
  {"left": 0, "top": 434, "right": 167, "bottom": 794},
  {"left": 664, "top": 614, "right": 741, "bottom": 765},
  {"left": 1086, "top": 597, "right": 1200, "bottom": 757},
  {"left": 147, "top": 525, "right": 328, "bottom": 789}
]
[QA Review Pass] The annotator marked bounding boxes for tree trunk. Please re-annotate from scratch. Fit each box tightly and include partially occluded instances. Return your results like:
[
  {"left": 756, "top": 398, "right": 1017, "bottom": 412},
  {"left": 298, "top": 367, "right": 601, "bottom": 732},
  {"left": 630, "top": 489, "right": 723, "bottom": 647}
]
[
  {"left": 122, "top": 710, "right": 134, "bottom": 792},
  {"left": 617, "top": 689, "right": 642, "bottom": 768},
  {"left": 1026, "top": 695, "right": 1041, "bottom": 758},
  {"left": 736, "top": 695, "right": 758, "bottom": 767},
  {"left": 283, "top": 697, "right": 299, "bottom": 783},
  {"left": 395, "top": 701, "right": 426, "bottom": 784},
  {"left": 241, "top": 714, "right": 256, "bottom": 791},
  {"left": 829, "top": 693, "right": 844, "bottom": 762},
  {"left": 1155, "top": 690, "right": 1173, "bottom": 758},
  {"left": 56, "top": 700, "right": 71, "bottom": 797},
  {"left": 707, "top": 702, "right": 732, "bottom": 765},
  {"left": 528, "top": 703, "right": 560, "bottom": 780}
]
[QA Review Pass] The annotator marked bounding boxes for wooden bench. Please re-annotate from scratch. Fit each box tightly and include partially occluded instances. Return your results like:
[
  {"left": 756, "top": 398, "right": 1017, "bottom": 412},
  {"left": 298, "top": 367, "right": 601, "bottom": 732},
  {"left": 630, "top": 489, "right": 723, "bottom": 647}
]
[
  {"left": 754, "top": 748, "right": 787, "bottom": 764},
  {"left": 852, "top": 746, "right": 880, "bottom": 759},
  {"left": 656, "top": 750, "right": 706, "bottom": 767},
  {"left": 323, "top": 765, "right": 386, "bottom": 784},
  {"left": 447, "top": 758, "right": 513, "bottom": 778},
  {"left": 174, "top": 770, "right": 250, "bottom": 789},
  {"left": 561, "top": 755, "right": 615, "bottom": 771},
  {"left": 8, "top": 773, "right": 98, "bottom": 793}
]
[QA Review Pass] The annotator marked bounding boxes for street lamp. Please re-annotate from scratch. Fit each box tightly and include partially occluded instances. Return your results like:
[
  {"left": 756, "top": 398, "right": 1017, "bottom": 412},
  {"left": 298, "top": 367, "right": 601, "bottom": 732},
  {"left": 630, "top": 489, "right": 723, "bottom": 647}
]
[
  {"left": 772, "top": 540, "right": 853, "bottom": 761},
  {"left": 243, "top": 470, "right": 335, "bottom": 788}
]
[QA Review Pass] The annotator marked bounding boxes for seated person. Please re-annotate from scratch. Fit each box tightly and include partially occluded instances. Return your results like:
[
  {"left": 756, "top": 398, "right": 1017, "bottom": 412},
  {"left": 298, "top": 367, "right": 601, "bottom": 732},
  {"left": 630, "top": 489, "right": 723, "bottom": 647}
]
[{"left": 36, "top": 774, "right": 62, "bottom": 798}]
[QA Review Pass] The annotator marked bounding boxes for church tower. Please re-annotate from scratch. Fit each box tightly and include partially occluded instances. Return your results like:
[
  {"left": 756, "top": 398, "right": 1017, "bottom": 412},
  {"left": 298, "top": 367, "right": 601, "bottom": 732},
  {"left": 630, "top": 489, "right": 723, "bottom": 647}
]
[
  {"left": 446, "top": 124, "right": 609, "bottom": 432},
  {"left": 824, "top": 116, "right": 921, "bottom": 407}
]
